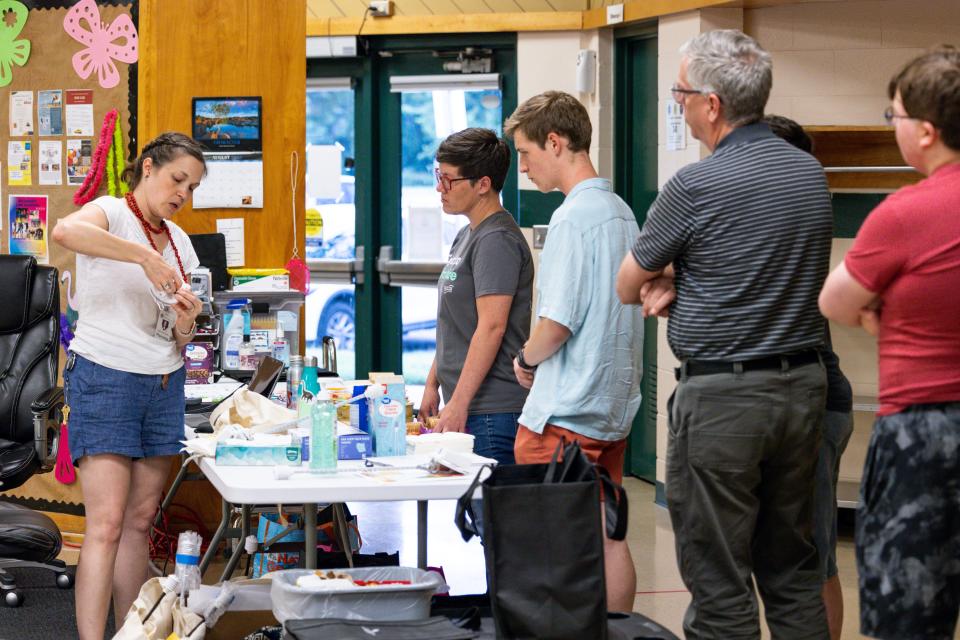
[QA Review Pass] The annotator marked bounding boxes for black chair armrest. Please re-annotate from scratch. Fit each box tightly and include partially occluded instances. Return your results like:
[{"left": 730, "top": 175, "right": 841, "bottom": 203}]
[
  {"left": 30, "top": 386, "right": 64, "bottom": 414},
  {"left": 31, "top": 387, "right": 64, "bottom": 473}
]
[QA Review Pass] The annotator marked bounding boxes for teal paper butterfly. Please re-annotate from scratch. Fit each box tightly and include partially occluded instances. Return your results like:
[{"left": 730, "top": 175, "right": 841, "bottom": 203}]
[{"left": 0, "top": 1, "right": 29, "bottom": 87}]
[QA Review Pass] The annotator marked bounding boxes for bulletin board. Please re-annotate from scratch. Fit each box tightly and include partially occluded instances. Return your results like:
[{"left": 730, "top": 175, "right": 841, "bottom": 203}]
[{"left": 1, "top": 0, "right": 138, "bottom": 518}]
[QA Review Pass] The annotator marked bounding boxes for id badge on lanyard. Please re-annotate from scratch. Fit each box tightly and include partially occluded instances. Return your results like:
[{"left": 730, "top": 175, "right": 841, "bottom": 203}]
[{"left": 154, "top": 305, "right": 177, "bottom": 341}]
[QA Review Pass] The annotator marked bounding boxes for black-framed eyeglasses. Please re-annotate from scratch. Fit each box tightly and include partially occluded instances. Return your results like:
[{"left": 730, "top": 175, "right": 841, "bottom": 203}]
[
  {"left": 671, "top": 85, "right": 707, "bottom": 103},
  {"left": 434, "top": 167, "right": 477, "bottom": 192},
  {"left": 883, "top": 106, "right": 914, "bottom": 125}
]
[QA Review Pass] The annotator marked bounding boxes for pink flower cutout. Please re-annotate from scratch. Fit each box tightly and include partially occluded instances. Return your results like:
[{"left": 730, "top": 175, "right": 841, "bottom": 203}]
[{"left": 63, "top": 0, "right": 138, "bottom": 89}]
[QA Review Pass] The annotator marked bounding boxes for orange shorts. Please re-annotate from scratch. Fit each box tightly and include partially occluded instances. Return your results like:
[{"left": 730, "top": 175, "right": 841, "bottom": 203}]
[{"left": 514, "top": 423, "right": 627, "bottom": 485}]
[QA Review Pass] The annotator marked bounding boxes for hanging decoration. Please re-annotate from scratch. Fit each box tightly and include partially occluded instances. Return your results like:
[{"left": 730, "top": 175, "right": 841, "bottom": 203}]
[
  {"left": 0, "top": 0, "right": 30, "bottom": 88},
  {"left": 285, "top": 151, "right": 310, "bottom": 294},
  {"left": 106, "top": 111, "right": 128, "bottom": 196},
  {"left": 63, "top": 0, "right": 138, "bottom": 89},
  {"left": 72, "top": 108, "right": 117, "bottom": 206}
]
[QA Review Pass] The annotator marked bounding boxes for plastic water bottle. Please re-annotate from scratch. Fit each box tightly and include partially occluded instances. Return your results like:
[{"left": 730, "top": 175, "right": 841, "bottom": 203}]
[
  {"left": 173, "top": 530, "right": 202, "bottom": 604},
  {"left": 310, "top": 391, "right": 337, "bottom": 472}
]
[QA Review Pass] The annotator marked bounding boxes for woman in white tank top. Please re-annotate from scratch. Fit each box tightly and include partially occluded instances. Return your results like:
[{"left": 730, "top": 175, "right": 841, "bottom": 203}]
[{"left": 52, "top": 132, "right": 207, "bottom": 640}]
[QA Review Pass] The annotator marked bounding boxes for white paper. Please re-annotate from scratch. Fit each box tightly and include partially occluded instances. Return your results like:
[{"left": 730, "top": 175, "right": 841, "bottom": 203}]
[
  {"left": 306, "top": 144, "right": 342, "bottom": 200},
  {"left": 9, "top": 91, "right": 34, "bottom": 136},
  {"left": 38, "top": 141, "right": 63, "bottom": 186},
  {"left": 216, "top": 218, "right": 245, "bottom": 267},
  {"left": 666, "top": 102, "right": 686, "bottom": 151},
  {"left": 65, "top": 90, "right": 95, "bottom": 136},
  {"left": 407, "top": 206, "right": 443, "bottom": 260},
  {"left": 606, "top": 4, "right": 624, "bottom": 24},
  {"left": 193, "top": 152, "right": 263, "bottom": 209}
]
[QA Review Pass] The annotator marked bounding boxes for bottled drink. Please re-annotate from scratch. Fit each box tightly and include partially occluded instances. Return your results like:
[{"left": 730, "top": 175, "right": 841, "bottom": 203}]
[
  {"left": 173, "top": 530, "right": 202, "bottom": 604},
  {"left": 310, "top": 391, "right": 337, "bottom": 472}
]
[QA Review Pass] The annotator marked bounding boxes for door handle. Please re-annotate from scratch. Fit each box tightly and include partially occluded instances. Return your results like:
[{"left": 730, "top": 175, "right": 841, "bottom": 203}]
[{"left": 375, "top": 245, "right": 445, "bottom": 286}]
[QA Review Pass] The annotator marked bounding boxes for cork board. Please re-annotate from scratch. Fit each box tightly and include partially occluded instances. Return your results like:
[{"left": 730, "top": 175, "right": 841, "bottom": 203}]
[{"left": 1, "top": 0, "right": 138, "bottom": 515}]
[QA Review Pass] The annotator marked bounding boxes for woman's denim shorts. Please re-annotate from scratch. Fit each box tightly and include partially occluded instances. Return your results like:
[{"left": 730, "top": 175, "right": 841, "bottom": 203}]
[{"left": 63, "top": 353, "right": 186, "bottom": 464}]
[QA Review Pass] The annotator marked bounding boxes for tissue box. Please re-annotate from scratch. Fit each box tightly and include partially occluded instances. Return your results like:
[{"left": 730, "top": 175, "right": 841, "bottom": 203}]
[
  {"left": 338, "top": 433, "right": 373, "bottom": 460},
  {"left": 216, "top": 442, "right": 302, "bottom": 466}
]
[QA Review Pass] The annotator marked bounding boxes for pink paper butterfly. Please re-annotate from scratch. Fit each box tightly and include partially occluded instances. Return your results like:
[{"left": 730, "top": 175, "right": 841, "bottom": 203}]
[{"left": 63, "top": 0, "right": 138, "bottom": 89}]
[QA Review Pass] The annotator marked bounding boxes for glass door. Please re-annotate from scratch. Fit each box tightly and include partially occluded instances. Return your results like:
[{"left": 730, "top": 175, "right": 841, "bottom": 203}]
[
  {"left": 305, "top": 36, "right": 516, "bottom": 400},
  {"left": 369, "top": 35, "right": 518, "bottom": 409},
  {"left": 393, "top": 80, "right": 505, "bottom": 406},
  {"left": 304, "top": 78, "right": 359, "bottom": 379}
]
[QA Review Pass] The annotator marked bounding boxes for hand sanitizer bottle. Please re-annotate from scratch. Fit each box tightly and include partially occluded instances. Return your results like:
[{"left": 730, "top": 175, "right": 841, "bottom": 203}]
[{"left": 310, "top": 391, "right": 337, "bottom": 472}]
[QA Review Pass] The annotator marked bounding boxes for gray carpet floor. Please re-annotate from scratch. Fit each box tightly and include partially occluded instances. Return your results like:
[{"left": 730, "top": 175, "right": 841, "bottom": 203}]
[{"left": 0, "top": 566, "right": 115, "bottom": 640}]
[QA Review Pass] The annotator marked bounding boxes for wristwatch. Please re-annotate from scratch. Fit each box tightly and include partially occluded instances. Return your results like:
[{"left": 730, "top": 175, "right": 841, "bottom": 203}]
[{"left": 516, "top": 347, "right": 537, "bottom": 371}]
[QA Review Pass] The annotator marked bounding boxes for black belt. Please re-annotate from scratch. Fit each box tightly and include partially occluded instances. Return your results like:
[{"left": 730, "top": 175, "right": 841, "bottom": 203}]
[{"left": 676, "top": 349, "right": 820, "bottom": 380}]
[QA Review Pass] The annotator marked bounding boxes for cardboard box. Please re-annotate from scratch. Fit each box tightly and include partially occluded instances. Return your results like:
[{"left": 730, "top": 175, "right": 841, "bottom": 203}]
[
  {"left": 183, "top": 341, "right": 215, "bottom": 384},
  {"left": 338, "top": 433, "right": 373, "bottom": 460},
  {"left": 232, "top": 274, "right": 290, "bottom": 291}
]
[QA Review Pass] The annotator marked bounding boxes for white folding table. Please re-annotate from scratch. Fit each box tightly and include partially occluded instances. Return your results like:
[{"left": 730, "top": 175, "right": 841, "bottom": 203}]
[{"left": 196, "top": 458, "right": 482, "bottom": 581}]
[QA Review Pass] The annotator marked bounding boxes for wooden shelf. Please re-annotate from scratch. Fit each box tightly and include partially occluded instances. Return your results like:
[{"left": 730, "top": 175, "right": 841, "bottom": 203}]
[
  {"left": 805, "top": 126, "right": 921, "bottom": 190},
  {"left": 852, "top": 395, "right": 879, "bottom": 413}
]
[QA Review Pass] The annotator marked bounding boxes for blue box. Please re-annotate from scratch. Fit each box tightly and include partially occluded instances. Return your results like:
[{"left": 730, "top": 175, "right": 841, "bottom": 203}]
[{"left": 338, "top": 433, "right": 373, "bottom": 460}]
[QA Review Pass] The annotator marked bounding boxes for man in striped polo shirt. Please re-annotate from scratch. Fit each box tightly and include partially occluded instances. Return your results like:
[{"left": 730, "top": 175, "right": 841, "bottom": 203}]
[{"left": 617, "top": 30, "right": 833, "bottom": 639}]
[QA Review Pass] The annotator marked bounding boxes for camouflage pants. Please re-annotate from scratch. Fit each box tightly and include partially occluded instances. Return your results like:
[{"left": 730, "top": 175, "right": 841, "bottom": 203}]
[{"left": 857, "top": 402, "right": 960, "bottom": 640}]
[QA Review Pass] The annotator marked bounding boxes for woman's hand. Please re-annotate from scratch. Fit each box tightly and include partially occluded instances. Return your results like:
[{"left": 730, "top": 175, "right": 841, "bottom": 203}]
[
  {"left": 172, "top": 283, "right": 202, "bottom": 332},
  {"left": 140, "top": 249, "right": 182, "bottom": 296}
]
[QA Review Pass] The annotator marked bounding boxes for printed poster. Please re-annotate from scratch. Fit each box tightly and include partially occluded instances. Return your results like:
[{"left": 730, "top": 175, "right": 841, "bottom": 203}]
[
  {"left": 9, "top": 91, "right": 34, "bottom": 136},
  {"left": 65, "top": 90, "right": 94, "bottom": 136},
  {"left": 38, "top": 90, "right": 64, "bottom": 136},
  {"left": 39, "top": 140, "right": 63, "bottom": 186},
  {"left": 66, "top": 139, "right": 92, "bottom": 185},
  {"left": 666, "top": 102, "right": 686, "bottom": 151},
  {"left": 7, "top": 140, "right": 32, "bottom": 186},
  {"left": 8, "top": 195, "right": 48, "bottom": 261}
]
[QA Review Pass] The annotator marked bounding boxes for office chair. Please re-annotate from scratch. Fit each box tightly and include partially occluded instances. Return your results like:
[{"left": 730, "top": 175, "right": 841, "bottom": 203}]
[{"left": 0, "top": 255, "right": 73, "bottom": 607}]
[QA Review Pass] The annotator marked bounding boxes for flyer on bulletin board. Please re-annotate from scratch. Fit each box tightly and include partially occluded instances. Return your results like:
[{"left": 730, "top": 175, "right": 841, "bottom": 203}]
[
  {"left": 8, "top": 195, "right": 48, "bottom": 261},
  {"left": 7, "top": 140, "right": 32, "bottom": 186},
  {"left": 38, "top": 90, "right": 64, "bottom": 136},
  {"left": 66, "top": 139, "right": 92, "bottom": 185},
  {"left": 39, "top": 140, "right": 63, "bottom": 186},
  {"left": 9, "top": 91, "right": 34, "bottom": 136},
  {"left": 65, "top": 90, "right": 94, "bottom": 136}
]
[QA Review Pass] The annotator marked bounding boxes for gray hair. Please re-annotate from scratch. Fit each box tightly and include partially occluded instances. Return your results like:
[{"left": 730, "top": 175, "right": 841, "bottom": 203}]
[{"left": 680, "top": 29, "right": 772, "bottom": 126}]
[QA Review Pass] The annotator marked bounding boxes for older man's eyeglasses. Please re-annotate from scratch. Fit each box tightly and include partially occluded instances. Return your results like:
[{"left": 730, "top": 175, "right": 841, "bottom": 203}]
[
  {"left": 671, "top": 85, "right": 708, "bottom": 103},
  {"left": 435, "top": 168, "right": 477, "bottom": 192},
  {"left": 883, "top": 106, "right": 914, "bottom": 125}
]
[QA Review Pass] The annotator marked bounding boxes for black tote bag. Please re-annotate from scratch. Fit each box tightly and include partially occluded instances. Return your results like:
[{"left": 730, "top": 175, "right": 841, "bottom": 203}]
[{"left": 455, "top": 441, "right": 628, "bottom": 640}]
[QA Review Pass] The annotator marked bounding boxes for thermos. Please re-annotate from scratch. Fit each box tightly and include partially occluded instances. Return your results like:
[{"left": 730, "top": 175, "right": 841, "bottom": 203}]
[
  {"left": 287, "top": 355, "right": 304, "bottom": 409},
  {"left": 303, "top": 355, "right": 320, "bottom": 396}
]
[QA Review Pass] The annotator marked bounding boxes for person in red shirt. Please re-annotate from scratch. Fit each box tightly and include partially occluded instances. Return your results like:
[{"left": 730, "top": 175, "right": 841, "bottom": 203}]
[{"left": 819, "top": 47, "right": 960, "bottom": 640}]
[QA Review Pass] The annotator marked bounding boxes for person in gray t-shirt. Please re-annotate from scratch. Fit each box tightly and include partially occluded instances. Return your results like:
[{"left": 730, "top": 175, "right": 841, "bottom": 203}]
[{"left": 418, "top": 128, "right": 534, "bottom": 464}]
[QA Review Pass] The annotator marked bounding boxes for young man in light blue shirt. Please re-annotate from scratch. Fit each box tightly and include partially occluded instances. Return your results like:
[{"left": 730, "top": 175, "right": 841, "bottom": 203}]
[{"left": 503, "top": 91, "right": 643, "bottom": 613}]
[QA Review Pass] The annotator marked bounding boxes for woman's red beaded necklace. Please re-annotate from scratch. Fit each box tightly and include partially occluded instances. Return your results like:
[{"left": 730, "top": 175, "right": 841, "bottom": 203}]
[{"left": 125, "top": 191, "right": 187, "bottom": 281}]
